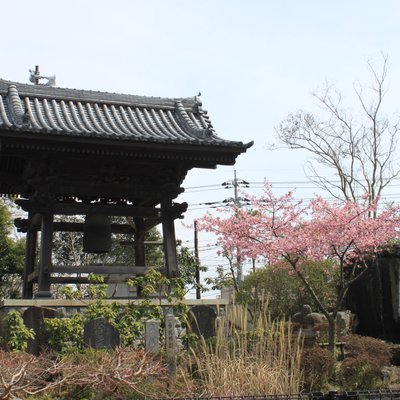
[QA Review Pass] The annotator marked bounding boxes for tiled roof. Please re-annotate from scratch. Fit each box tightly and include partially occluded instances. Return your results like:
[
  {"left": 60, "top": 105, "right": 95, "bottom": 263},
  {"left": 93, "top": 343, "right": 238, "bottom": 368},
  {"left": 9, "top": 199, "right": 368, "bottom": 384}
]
[{"left": 0, "top": 79, "right": 252, "bottom": 150}]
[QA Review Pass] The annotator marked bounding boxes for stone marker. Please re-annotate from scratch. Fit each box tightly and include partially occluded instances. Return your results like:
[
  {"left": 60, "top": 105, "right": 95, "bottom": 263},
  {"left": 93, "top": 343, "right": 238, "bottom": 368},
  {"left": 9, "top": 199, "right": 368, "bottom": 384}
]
[
  {"left": 336, "top": 310, "right": 353, "bottom": 336},
  {"left": 165, "top": 313, "right": 176, "bottom": 375},
  {"left": 189, "top": 305, "right": 217, "bottom": 338},
  {"left": 23, "top": 306, "right": 61, "bottom": 355},
  {"left": 84, "top": 317, "right": 120, "bottom": 349},
  {"left": 145, "top": 319, "right": 161, "bottom": 353}
]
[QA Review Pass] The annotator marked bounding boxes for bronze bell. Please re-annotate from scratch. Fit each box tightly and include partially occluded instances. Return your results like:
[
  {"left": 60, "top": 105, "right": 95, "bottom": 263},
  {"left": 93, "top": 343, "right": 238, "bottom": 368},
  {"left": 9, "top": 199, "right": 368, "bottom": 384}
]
[{"left": 83, "top": 214, "right": 112, "bottom": 253}]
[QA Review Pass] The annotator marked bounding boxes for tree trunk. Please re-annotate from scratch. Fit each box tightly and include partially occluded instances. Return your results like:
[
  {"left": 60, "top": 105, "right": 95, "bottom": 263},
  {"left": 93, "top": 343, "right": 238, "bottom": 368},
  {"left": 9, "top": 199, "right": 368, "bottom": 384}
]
[{"left": 327, "top": 316, "right": 336, "bottom": 353}]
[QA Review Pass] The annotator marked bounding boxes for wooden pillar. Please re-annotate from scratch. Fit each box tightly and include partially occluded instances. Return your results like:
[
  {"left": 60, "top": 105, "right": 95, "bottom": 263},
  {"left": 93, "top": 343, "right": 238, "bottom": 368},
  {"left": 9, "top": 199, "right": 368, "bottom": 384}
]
[
  {"left": 134, "top": 217, "right": 146, "bottom": 267},
  {"left": 161, "top": 199, "right": 179, "bottom": 278},
  {"left": 36, "top": 213, "right": 53, "bottom": 298},
  {"left": 22, "top": 212, "right": 37, "bottom": 298},
  {"left": 134, "top": 217, "right": 146, "bottom": 297}
]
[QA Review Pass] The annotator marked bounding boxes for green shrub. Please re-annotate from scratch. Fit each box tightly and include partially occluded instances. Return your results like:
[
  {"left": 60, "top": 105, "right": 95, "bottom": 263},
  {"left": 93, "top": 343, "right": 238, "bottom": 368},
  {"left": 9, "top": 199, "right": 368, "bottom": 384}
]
[
  {"left": 44, "top": 270, "right": 187, "bottom": 352},
  {"left": 44, "top": 313, "right": 84, "bottom": 352},
  {"left": 237, "top": 260, "right": 338, "bottom": 320},
  {"left": 3, "top": 310, "right": 35, "bottom": 351},
  {"left": 300, "top": 346, "right": 335, "bottom": 391}
]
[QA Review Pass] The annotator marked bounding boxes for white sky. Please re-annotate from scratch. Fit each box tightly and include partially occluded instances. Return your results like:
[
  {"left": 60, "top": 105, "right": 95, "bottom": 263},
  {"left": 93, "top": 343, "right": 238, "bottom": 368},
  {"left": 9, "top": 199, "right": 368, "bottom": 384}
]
[{"left": 3, "top": 0, "right": 400, "bottom": 296}]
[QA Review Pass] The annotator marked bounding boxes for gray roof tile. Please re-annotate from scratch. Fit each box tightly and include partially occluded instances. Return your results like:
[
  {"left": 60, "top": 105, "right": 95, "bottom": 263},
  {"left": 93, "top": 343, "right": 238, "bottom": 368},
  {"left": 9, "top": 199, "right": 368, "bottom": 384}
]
[{"left": 0, "top": 79, "right": 253, "bottom": 150}]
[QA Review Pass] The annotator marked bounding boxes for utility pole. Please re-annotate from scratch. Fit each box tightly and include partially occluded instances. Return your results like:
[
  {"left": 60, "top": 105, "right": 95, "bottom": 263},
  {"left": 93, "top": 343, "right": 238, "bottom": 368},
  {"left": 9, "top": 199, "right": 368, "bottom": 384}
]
[
  {"left": 233, "top": 170, "right": 239, "bottom": 205},
  {"left": 222, "top": 169, "right": 249, "bottom": 207},
  {"left": 221, "top": 170, "right": 249, "bottom": 283},
  {"left": 194, "top": 220, "right": 201, "bottom": 299}
]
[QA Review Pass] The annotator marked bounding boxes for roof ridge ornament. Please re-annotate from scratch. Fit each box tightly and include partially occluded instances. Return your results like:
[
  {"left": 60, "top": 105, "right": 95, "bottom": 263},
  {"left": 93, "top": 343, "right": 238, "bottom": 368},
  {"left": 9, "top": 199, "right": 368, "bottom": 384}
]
[
  {"left": 7, "top": 85, "right": 30, "bottom": 128},
  {"left": 175, "top": 101, "right": 212, "bottom": 139},
  {"left": 195, "top": 92, "right": 202, "bottom": 107},
  {"left": 29, "top": 65, "right": 56, "bottom": 87}
]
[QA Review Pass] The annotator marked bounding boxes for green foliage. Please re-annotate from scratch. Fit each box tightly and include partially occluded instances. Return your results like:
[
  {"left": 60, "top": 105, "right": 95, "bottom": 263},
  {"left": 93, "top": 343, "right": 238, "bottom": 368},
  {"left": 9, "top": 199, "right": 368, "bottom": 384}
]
[
  {"left": 205, "top": 264, "right": 235, "bottom": 291},
  {"left": 129, "top": 268, "right": 186, "bottom": 303},
  {"left": 45, "top": 269, "right": 188, "bottom": 351},
  {"left": 128, "top": 268, "right": 189, "bottom": 337},
  {"left": 86, "top": 273, "right": 108, "bottom": 299},
  {"left": 236, "top": 260, "right": 338, "bottom": 319},
  {"left": 176, "top": 240, "right": 207, "bottom": 292},
  {"left": 300, "top": 346, "right": 335, "bottom": 391},
  {"left": 0, "top": 200, "right": 25, "bottom": 298},
  {"left": 3, "top": 310, "right": 35, "bottom": 351},
  {"left": 112, "top": 305, "right": 145, "bottom": 345},
  {"left": 59, "top": 285, "right": 84, "bottom": 300},
  {"left": 44, "top": 313, "right": 84, "bottom": 352}
]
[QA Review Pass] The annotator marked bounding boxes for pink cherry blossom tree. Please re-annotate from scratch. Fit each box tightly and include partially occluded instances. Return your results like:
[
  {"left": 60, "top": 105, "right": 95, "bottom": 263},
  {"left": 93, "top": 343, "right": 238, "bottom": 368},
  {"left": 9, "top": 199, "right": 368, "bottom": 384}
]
[{"left": 199, "top": 183, "right": 400, "bottom": 351}]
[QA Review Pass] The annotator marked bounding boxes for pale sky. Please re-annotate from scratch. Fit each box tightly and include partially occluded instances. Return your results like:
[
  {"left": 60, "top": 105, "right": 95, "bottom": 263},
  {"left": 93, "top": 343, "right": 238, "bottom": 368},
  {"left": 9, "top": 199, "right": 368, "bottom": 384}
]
[{"left": 2, "top": 0, "right": 400, "bottom": 294}]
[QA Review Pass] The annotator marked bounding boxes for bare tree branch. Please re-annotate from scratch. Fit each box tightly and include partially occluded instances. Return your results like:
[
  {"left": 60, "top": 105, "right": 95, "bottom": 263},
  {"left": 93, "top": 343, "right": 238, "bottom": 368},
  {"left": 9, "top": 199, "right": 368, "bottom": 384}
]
[{"left": 276, "top": 55, "right": 400, "bottom": 209}]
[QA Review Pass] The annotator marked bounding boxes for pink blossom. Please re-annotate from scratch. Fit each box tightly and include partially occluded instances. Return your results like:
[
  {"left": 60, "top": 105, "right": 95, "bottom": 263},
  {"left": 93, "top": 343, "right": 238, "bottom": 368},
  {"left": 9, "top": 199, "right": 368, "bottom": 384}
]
[{"left": 198, "top": 183, "right": 400, "bottom": 269}]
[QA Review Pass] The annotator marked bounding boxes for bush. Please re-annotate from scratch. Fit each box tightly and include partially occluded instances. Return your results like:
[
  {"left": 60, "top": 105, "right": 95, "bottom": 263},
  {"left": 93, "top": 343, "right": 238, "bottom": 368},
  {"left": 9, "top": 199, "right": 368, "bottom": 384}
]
[
  {"left": 43, "top": 269, "right": 187, "bottom": 353},
  {"left": 44, "top": 313, "right": 84, "bottom": 352},
  {"left": 337, "top": 335, "right": 391, "bottom": 390},
  {"left": 339, "top": 353, "right": 388, "bottom": 390},
  {"left": 343, "top": 334, "right": 391, "bottom": 366},
  {"left": 3, "top": 310, "right": 35, "bottom": 351},
  {"left": 300, "top": 346, "right": 335, "bottom": 391},
  {"left": 237, "top": 260, "right": 338, "bottom": 320}
]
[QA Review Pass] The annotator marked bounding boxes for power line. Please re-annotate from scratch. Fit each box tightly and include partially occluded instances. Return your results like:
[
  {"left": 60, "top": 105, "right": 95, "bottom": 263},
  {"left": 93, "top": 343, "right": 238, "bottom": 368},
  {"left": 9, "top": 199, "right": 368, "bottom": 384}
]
[
  {"left": 185, "top": 176, "right": 400, "bottom": 190},
  {"left": 184, "top": 177, "right": 400, "bottom": 194}
]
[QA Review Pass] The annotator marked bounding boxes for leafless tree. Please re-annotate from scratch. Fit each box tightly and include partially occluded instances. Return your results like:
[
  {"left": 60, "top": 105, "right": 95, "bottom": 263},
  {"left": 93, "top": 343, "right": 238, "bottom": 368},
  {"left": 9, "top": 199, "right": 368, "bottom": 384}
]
[
  {"left": 276, "top": 55, "right": 400, "bottom": 210},
  {"left": 0, "top": 352, "right": 68, "bottom": 400},
  {"left": 0, "top": 349, "right": 168, "bottom": 400},
  {"left": 60, "top": 348, "right": 168, "bottom": 399}
]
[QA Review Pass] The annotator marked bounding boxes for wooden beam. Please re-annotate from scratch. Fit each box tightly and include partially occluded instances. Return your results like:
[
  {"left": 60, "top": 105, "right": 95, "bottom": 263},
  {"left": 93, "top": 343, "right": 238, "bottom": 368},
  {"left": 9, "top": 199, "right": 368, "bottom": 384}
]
[
  {"left": 15, "top": 200, "right": 187, "bottom": 219},
  {"left": 15, "top": 218, "right": 137, "bottom": 234},
  {"left": 52, "top": 181, "right": 183, "bottom": 200},
  {"left": 28, "top": 265, "right": 165, "bottom": 283},
  {"left": 51, "top": 265, "right": 152, "bottom": 275},
  {"left": 16, "top": 200, "right": 162, "bottom": 218},
  {"left": 49, "top": 276, "right": 142, "bottom": 284},
  {"left": 120, "top": 240, "right": 163, "bottom": 246}
]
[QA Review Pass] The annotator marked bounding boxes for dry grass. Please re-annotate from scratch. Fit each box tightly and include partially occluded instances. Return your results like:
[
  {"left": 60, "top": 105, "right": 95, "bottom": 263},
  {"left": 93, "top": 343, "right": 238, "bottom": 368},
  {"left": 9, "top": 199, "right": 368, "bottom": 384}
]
[{"left": 183, "top": 305, "right": 303, "bottom": 397}]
